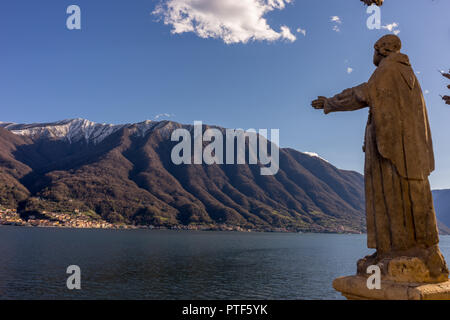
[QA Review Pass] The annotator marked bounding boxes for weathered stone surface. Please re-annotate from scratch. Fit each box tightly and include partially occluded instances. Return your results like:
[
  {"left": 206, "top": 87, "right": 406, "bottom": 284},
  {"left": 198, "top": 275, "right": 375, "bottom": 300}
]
[
  {"left": 356, "top": 245, "right": 449, "bottom": 284},
  {"left": 388, "top": 257, "right": 445, "bottom": 283},
  {"left": 312, "top": 35, "right": 449, "bottom": 298},
  {"left": 357, "top": 255, "right": 449, "bottom": 284},
  {"left": 334, "top": 276, "right": 450, "bottom": 300}
]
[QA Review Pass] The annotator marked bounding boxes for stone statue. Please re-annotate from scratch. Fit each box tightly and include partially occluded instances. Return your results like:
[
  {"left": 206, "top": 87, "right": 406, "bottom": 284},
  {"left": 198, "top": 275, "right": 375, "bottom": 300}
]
[{"left": 312, "top": 35, "right": 449, "bottom": 290}]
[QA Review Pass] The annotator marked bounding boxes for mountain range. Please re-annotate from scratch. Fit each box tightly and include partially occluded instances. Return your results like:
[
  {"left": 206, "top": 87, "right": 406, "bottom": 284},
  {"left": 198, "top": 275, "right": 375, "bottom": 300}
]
[
  {"left": 434, "top": 190, "right": 450, "bottom": 233},
  {"left": 0, "top": 118, "right": 447, "bottom": 234}
]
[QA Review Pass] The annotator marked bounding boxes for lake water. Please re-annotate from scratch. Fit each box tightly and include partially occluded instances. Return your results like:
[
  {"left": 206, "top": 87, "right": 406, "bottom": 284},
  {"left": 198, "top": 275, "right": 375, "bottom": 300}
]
[{"left": 1, "top": 226, "right": 449, "bottom": 300}]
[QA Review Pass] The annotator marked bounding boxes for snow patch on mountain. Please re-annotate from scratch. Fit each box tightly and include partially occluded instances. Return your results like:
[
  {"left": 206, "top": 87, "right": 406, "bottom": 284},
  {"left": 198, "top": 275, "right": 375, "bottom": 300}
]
[
  {"left": 0, "top": 119, "right": 169, "bottom": 144},
  {"left": 304, "top": 152, "right": 329, "bottom": 163}
]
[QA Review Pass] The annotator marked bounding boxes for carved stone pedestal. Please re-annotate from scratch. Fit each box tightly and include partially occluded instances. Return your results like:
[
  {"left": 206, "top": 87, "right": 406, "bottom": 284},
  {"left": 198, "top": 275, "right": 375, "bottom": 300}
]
[{"left": 333, "top": 275, "right": 450, "bottom": 300}]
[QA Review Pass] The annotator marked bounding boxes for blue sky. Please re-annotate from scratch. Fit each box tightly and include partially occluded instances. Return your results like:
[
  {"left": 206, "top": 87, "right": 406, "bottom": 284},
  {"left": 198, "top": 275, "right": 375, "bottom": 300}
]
[{"left": 1, "top": 0, "right": 449, "bottom": 189}]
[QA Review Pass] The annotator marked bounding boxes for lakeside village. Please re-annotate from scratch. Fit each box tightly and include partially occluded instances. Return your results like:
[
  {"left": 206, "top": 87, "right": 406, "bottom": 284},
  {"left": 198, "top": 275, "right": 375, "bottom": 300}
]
[
  {"left": 0, "top": 208, "right": 123, "bottom": 229},
  {"left": 0, "top": 207, "right": 357, "bottom": 233},
  {"left": 0, "top": 207, "right": 257, "bottom": 232}
]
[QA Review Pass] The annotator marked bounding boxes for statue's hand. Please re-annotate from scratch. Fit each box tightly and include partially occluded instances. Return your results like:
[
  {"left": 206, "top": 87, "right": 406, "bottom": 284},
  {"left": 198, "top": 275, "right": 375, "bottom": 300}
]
[{"left": 311, "top": 96, "right": 327, "bottom": 110}]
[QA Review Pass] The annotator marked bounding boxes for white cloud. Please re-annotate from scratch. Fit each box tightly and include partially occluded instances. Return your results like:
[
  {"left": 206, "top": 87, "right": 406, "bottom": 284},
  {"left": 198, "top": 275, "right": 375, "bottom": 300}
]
[
  {"left": 330, "top": 16, "right": 342, "bottom": 32},
  {"left": 330, "top": 16, "right": 342, "bottom": 24},
  {"left": 347, "top": 67, "right": 354, "bottom": 74},
  {"left": 280, "top": 25, "right": 297, "bottom": 42},
  {"left": 382, "top": 22, "right": 400, "bottom": 35},
  {"left": 154, "top": 113, "right": 174, "bottom": 120},
  {"left": 296, "top": 27, "right": 306, "bottom": 37},
  {"left": 152, "top": 0, "right": 297, "bottom": 44},
  {"left": 424, "top": 90, "right": 430, "bottom": 95}
]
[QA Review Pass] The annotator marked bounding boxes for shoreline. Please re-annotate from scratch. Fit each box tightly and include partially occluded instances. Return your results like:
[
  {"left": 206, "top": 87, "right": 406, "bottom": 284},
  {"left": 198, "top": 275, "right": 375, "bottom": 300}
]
[
  {"left": 0, "top": 207, "right": 363, "bottom": 234},
  {"left": 0, "top": 223, "right": 364, "bottom": 235}
]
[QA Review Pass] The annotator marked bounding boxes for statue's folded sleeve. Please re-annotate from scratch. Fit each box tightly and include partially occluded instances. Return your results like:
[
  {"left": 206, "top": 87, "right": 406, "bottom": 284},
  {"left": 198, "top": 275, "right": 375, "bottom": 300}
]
[{"left": 324, "top": 83, "right": 369, "bottom": 114}]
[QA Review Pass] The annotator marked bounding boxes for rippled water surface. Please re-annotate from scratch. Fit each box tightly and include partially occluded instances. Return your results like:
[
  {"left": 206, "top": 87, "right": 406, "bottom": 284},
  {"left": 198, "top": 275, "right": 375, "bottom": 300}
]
[{"left": 1, "top": 226, "right": 449, "bottom": 300}]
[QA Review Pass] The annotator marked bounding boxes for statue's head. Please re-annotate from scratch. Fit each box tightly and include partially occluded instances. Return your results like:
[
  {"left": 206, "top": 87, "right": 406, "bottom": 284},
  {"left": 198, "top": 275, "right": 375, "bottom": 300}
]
[{"left": 373, "top": 34, "right": 402, "bottom": 67}]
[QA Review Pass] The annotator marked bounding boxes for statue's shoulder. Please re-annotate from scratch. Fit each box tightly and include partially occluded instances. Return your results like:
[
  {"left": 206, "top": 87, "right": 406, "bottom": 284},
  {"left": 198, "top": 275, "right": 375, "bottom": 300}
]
[
  {"left": 371, "top": 53, "right": 413, "bottom": 83},
  {"left": 369, "top": 62, "right": 391, "bottom": 85},
  {"left": 378, "top": 53, "right": 411, "bottom": 70}
]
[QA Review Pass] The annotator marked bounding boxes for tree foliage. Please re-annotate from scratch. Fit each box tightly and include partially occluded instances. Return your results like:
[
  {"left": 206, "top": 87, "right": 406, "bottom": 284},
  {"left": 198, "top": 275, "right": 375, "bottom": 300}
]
[
  {"left": 360, "top": 0, "right": 384, "bottom": 6},
  {"left": 442, "top": 71, "right": 450, "bottom": 105}
]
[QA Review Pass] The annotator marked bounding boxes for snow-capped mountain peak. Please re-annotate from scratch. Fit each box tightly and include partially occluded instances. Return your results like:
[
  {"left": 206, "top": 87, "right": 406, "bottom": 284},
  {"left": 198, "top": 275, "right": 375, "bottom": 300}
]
[{"left": 0, "top": 118, "right": 163, "bottom": 144}]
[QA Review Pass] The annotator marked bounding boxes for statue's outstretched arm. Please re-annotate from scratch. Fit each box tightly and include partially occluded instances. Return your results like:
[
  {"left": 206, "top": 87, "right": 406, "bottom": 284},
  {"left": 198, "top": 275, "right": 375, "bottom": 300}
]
[{"left": 324, "top": 83, "right": 369, "bottom": 114}]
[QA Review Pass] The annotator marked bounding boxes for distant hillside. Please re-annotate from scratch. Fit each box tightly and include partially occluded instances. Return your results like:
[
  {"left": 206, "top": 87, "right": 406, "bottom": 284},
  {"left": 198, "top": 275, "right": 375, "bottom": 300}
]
[
  {"left": 0, "top": 119, "right": 366, "bottom": 233},
  {"left": 433, "top": 189, "right": 450, "bottom": 229},
  {"left": 1, "top": 118, "right": 448, "bottom": 235}
]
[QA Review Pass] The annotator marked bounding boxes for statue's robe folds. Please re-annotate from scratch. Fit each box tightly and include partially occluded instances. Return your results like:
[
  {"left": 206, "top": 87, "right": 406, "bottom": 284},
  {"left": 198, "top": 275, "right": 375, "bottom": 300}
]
[{"left": 324, "top": 53, "right": 439, "bottom": 255}]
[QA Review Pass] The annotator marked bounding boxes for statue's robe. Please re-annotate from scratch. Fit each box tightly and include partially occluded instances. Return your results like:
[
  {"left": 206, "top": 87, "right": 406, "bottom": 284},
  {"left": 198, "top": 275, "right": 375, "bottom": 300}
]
[{"left": 324, "top": 52, "right": 439, "bottom": 255}]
